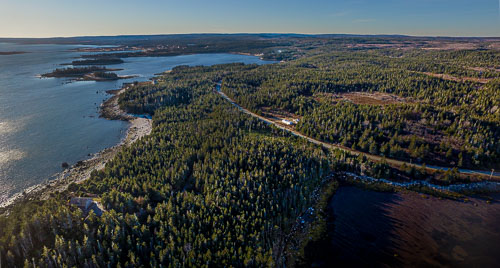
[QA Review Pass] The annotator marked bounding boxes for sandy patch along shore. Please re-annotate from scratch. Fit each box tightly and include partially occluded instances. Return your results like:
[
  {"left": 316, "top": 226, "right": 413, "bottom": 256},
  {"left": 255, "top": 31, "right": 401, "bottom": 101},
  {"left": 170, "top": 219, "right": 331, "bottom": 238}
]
[{"left": 0, "top": 85, "right": 152, "bottom": 210}]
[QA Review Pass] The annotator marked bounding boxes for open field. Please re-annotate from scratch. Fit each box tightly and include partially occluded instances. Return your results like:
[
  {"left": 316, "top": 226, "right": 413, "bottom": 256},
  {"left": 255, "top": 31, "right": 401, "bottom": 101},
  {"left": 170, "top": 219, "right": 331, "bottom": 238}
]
[{"left": 314, "top": 92, "right": 409, "bottom": 105}]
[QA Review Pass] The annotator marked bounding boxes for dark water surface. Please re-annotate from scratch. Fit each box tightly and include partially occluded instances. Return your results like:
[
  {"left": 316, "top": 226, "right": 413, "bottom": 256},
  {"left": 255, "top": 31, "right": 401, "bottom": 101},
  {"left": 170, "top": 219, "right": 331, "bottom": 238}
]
[
  {"left": 308, "top": 187, "right": 500, "bottom": 267},
  {"left": 0, "top": 42, "right": 272, "bottom": 203}
]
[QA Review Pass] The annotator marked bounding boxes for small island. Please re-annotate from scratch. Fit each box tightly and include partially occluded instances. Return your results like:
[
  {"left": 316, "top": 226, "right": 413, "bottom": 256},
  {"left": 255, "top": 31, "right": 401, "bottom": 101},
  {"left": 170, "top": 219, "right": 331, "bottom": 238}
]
[
  {"left": 62, "top": 58, "right": 124, "bottom": 66},
  {"left": 41, "top": 66, "right": 134, "bottom": 81},
  {"left": 0, "top": 51, "right": 27, "bottom": 55}
]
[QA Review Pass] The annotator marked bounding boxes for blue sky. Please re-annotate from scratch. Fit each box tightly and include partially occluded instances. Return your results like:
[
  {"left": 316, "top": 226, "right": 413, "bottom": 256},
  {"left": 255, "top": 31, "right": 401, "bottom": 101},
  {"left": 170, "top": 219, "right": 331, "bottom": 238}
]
[{"left": 1, "top": 0, "right": 499, "bottom": 37}]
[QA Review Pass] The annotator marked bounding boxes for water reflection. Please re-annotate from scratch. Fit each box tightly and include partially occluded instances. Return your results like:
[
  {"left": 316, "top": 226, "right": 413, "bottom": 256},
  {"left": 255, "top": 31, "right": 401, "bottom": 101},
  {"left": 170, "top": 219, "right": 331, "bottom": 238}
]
[
  {"left": 326, "top": 187, "right": 401, "bottom": 267},
  {"left": 0, "top": 42, "right": 274, "bottom": 202},
  {"left": 305, "top": 187, "right": 500, "bottom": 267},
  {"left": 0, "top": 149, "right": 25, "bottom": 165}
]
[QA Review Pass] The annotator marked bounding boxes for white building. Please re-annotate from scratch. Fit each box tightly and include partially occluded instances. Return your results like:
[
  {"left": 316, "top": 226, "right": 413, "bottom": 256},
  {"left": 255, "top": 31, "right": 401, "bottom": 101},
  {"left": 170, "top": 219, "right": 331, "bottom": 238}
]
[{"left": 282, "top": 119, "right": 294, "bottom": 125}]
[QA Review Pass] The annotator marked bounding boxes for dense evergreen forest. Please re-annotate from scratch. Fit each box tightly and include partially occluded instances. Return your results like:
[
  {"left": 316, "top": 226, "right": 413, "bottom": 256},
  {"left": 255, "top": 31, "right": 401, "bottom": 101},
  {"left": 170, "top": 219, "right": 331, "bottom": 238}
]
[
  {"left": 222, "top": 49, "right": 500, "bottom": 169},
  {"left": 1, "top": 40, "right": 500, "bottom": 267},
  {"left": 66, "top": 58, "right": 124, "bottom": 66},
  {"left": 42, "top": 66, "right": 116, "bottom": 78},
  {"left": 1, "top": 64, "right": 338, "bottom": 267}
]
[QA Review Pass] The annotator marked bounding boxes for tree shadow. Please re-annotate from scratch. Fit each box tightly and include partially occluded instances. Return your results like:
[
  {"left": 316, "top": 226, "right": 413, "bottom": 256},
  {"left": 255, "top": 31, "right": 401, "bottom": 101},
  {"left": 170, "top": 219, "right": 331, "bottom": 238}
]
[{"left": 301, "top": 186, "right": 402, "bottom": 267}]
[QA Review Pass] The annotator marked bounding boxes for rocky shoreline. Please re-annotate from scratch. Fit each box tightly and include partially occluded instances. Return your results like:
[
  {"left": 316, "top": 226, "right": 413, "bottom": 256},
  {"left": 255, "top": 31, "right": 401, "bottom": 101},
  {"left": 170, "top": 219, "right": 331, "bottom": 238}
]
[
  {"left": 0, "top": 84, "right": 152, "bottom": 211},
  {"left": 345, "top": 172, "right": 500, "bottom": 192}
]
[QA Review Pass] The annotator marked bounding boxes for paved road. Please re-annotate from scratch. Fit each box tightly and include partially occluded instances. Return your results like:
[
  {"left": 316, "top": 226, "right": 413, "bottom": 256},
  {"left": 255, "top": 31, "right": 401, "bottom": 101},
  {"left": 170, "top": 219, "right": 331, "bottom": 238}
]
[{"left": 215, "top": 83, "right": 500, "bottom": 179}]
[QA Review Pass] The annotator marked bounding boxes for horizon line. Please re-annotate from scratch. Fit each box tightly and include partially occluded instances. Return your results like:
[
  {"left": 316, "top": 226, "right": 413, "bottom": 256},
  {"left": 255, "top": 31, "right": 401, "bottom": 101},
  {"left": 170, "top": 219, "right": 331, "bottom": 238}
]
[{"left": 1, "top": 32, "right": 500, "bottom": 40}]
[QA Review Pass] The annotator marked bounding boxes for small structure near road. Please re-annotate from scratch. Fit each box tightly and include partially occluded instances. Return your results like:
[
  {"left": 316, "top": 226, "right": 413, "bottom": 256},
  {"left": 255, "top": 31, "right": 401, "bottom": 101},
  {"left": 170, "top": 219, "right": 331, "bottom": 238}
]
[
  {"left": 282, "top": 119, "right": 294, "bottom": 125},
  {"left": 70, "top": 197, "right": 103, "bottom": 216}
]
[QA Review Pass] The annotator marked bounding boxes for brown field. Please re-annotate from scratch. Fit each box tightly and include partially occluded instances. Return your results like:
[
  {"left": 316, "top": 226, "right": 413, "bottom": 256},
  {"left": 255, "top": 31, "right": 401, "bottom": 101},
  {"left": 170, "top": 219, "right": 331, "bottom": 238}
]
[
  {"left": 261, "top": 107, "right": 301, "bottom": 122},
  {"left": 419, "top": 72, "right": 491, "bottom": 84},
  {"left": 315, "top": 92, "right": 408, "bottom": 105},
  {"left": 345, "top": 40, "right": 500, "bottom": 52},
  {"left": 347, "top": 43, "right": 411, "bottom": 49},
  {"left": 421, "top": 41, "right": 480, "bottom": 50},
  {"left": 467, "top": 66, "right": 500, "bottom": 73}
]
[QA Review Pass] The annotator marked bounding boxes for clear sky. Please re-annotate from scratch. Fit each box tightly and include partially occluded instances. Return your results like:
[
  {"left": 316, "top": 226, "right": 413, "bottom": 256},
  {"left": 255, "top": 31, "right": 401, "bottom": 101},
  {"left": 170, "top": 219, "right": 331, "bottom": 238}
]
[{"left": 1, "top": 0, "right": 499, "bottom": 38}]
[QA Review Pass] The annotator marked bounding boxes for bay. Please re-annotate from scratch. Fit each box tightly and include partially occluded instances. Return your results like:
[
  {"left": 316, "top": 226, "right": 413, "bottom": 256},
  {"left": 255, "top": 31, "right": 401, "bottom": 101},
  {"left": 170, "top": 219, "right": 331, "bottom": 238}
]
[{"left": 0, "top": 42, "right": 272, "bottom": 203}]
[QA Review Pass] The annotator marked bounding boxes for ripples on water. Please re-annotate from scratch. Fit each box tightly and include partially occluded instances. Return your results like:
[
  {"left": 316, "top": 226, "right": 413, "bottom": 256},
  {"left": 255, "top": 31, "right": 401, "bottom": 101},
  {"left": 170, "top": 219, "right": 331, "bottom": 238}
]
[
  {"left": 0, "top": 150, "right": 25, "bottom": 165},
  {"left": 0, "top": 121, "right": 11, "bottom": 135},
  {"left": 0, "top": 120, "right": 24, "bottom": 203},
  {"left": 0, "top": 119, "right": 27, "bottom": 138},
  {"left": 0, "top": 43, "right": 274, "bottom": 204},
  {"left": 304, "top": 187, "right": 500, "bottom": 267}
]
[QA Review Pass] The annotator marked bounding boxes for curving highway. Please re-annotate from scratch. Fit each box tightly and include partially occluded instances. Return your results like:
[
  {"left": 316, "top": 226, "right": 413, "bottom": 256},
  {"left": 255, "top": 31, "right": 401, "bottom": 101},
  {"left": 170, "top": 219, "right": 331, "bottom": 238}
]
[{"left": 215, "top": 82, "right": 500, "bottom": 179}]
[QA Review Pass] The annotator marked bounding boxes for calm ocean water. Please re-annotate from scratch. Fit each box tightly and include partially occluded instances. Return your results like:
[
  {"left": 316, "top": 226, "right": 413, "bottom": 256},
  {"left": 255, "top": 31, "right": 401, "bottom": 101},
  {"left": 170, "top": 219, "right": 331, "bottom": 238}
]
[{"left": 0, "top": 43, "right": 272, "bottom": 203}]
